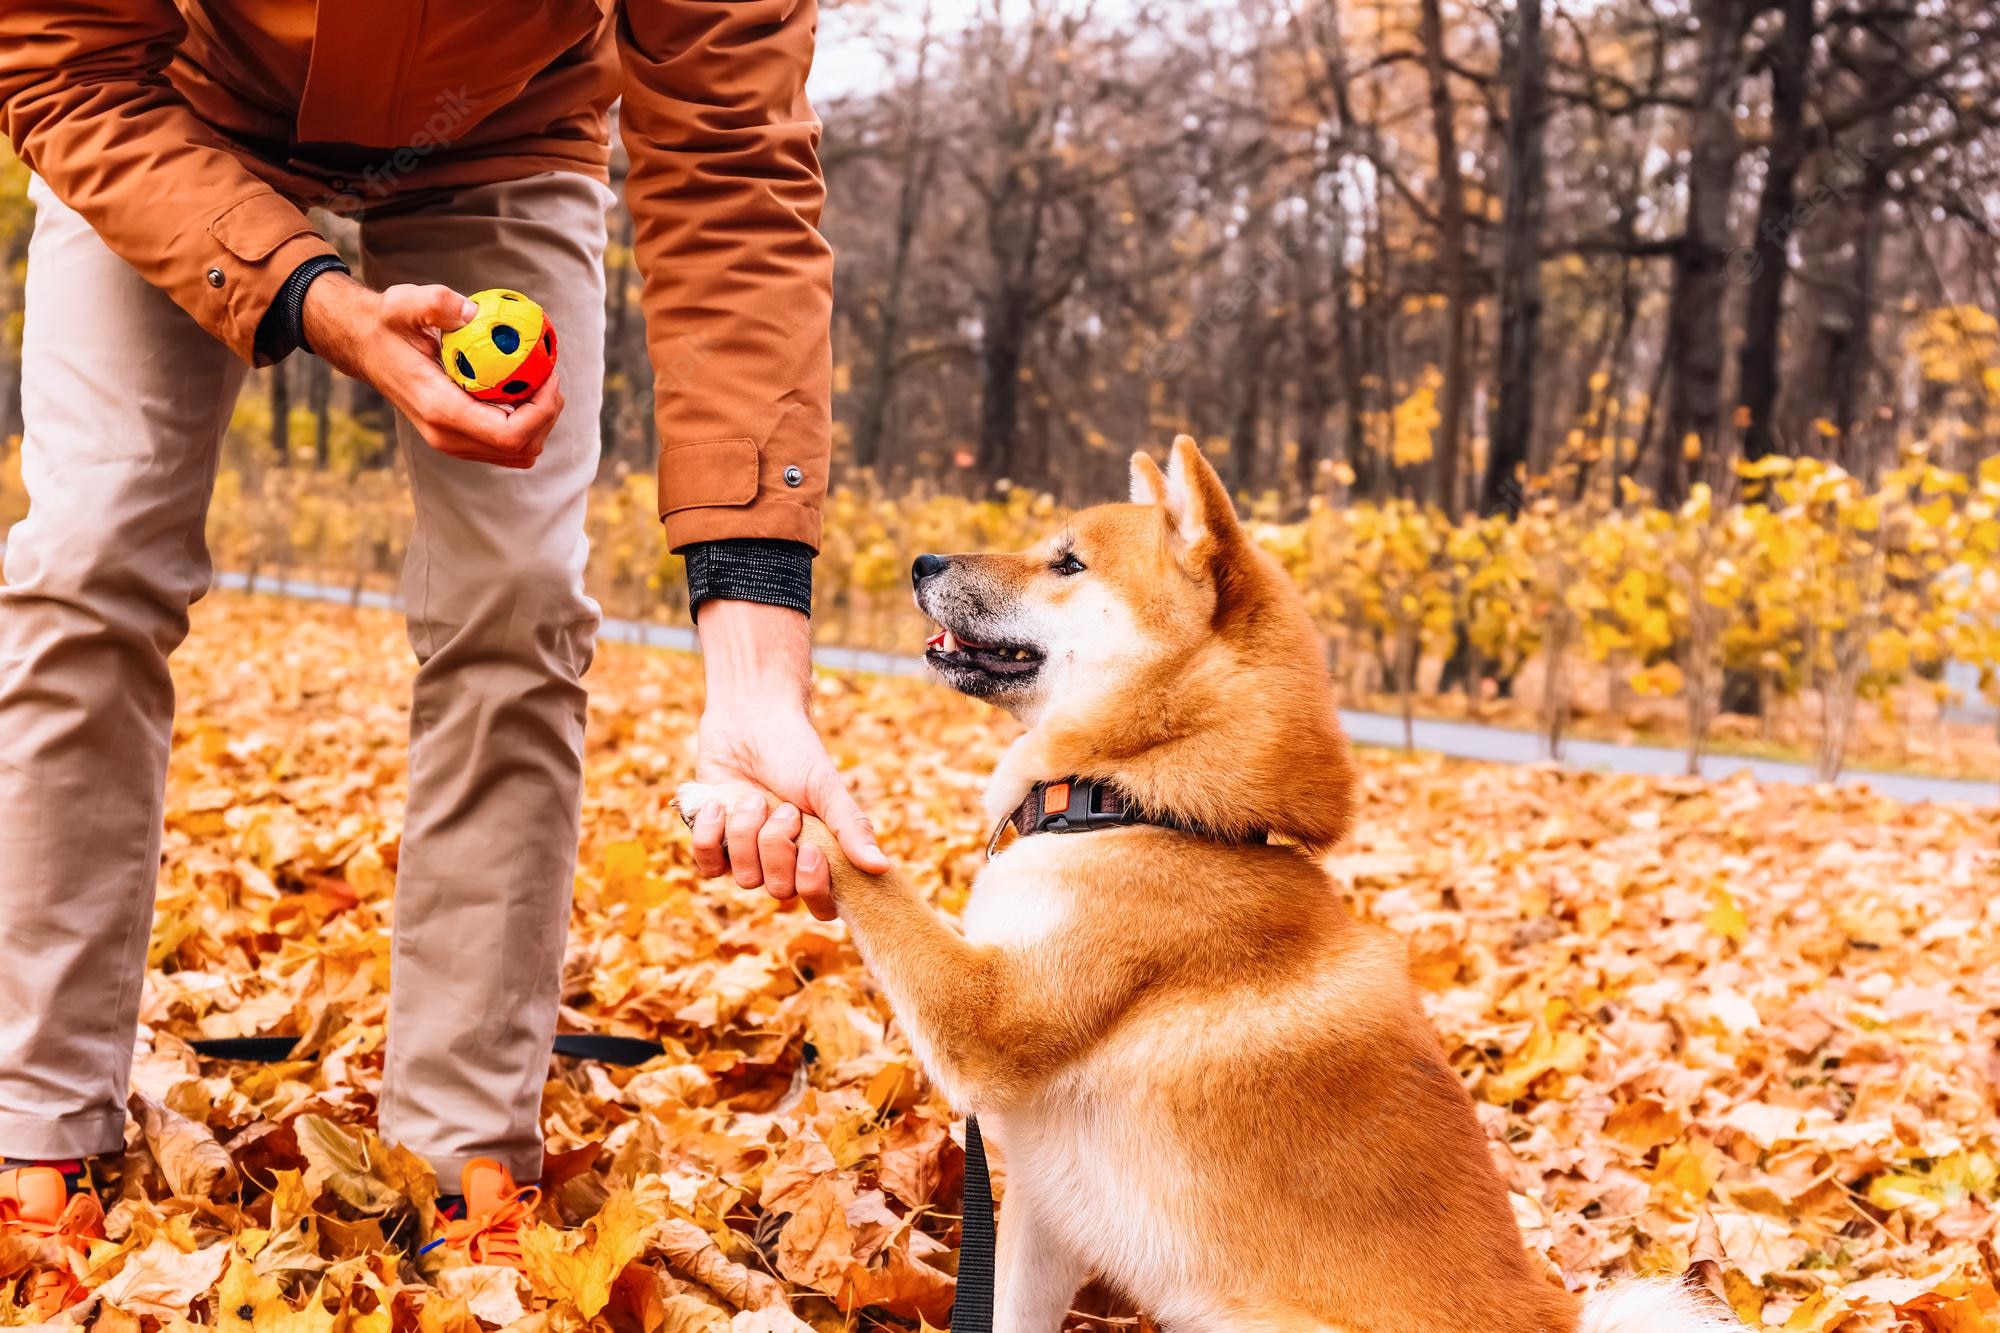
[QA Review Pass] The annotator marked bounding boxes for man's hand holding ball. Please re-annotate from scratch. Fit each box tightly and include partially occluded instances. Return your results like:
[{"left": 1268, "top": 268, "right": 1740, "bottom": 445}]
[{"left": 303, "top": 273, "right": 564, "bottom": 470}]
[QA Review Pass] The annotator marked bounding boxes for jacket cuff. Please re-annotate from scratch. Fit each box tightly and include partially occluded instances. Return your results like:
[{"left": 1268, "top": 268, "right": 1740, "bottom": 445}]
[
  {"left": 657, "top": 419, "right": 828, "bottom": 552},
  {"left": 684, "top": 540, "right": 814, "bottom": 619},
  {"left": 206, "top": 193, "right": 341, "bottom": 366},
  {"left": 253, "top": 256, "right": 351, "bottom": 363}
]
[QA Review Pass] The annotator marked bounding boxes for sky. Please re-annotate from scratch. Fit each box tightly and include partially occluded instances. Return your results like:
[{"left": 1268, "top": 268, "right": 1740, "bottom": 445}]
[
  {"left": 812, "top": 0, "right": 1154, "bottom": 99},
  {"left": 814, "top": 0, "right": 959, "bottom": 99}
]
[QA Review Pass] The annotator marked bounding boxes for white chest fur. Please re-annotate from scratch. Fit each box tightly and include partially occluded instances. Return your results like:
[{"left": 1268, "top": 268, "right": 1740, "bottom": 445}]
[{"left": 961, "top": 838, "right": 1076, "bottom": 949}]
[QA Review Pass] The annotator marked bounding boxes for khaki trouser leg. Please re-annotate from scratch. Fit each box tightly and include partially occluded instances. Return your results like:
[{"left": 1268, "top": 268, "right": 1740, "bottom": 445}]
[
  {"left": 0, "top": 178, "right": 247, "bottom": 1158},
  {"left": 360, "top": 172, "right": 610, "bottom": 1185}
]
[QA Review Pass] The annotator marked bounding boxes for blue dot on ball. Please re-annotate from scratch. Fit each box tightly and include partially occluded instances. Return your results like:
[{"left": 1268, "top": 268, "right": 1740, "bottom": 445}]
[
  {"left": 503, "top": 379, "right": 531, "bottom": 396},
  {"left": 492, "top": 324, "right": 520, "bottom": 356},
  {"left": 454, "top": 351, "right": 476, "bottom": 379}
]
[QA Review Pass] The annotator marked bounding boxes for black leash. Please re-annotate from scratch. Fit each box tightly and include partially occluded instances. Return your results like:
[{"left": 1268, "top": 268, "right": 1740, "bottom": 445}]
[
  {"left": 188, "top": 1033, "right": 668, "bottom": 1066},
  {"left": 952, "top": 1116, "right": 995, "bottom": 1333}
]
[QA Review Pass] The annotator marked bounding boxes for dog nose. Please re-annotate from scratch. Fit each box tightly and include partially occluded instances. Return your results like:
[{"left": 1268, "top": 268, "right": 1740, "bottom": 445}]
[{"left": 912, "top": 553, "right": 950, "bottom": 586}]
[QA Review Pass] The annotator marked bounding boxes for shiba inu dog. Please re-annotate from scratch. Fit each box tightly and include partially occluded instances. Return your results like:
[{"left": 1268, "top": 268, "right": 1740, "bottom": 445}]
[{"left": 681, "top": 438, "right": 1736, "bottom": 1332}]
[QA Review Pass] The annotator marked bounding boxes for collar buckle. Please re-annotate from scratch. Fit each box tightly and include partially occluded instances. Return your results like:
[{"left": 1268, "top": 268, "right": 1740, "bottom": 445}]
[
  {"left": 1032, "top": 777, "right": 1136, "bottom": 834},
  {"left": 989, "top": 776, "right": 1154, "bottom": 860}
]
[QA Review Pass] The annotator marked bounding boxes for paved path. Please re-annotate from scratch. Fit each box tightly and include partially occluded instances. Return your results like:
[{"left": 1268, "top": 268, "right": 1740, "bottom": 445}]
[
  {"left": 1336, "top": 711, "right": 1995, "bottom": 805},
  {"left": 2, "top": 542, "right": 1991, "bottom": 808},
  {"left": 201, "top": 572, "right": 1995, "bottom": 808}
]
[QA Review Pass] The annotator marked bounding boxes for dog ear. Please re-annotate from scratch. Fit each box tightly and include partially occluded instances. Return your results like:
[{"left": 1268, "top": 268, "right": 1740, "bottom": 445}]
[
  {"left": 1129, "top": 451, "right": 1170, "bottom": 507},
  {"left": 1163, "top": 434, "right": 1243, "bottom": 551}
]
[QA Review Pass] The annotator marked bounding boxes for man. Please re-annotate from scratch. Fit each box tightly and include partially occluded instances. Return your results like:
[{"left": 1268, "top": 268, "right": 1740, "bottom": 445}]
[{"left": 0, "top": 1, "right": 884, "bottom": 1311}]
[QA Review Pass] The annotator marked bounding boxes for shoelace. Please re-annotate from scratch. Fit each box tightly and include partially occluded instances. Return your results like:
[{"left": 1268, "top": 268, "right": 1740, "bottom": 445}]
[{"left": 427, "top": 1187, "right": 541, "bottom": 1267}]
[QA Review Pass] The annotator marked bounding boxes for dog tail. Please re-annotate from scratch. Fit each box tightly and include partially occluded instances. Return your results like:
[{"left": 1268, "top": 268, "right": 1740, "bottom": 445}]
[
  {"left": 1578, "top": 1214, "right": 1740, "bottom": 1331},
  {"left": 1578, "top": 1281, "right": 1741, "bottom": 1332}
]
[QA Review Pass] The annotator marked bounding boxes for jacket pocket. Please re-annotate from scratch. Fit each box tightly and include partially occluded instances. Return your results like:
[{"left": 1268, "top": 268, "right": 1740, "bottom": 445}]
[
  {"left": 209, "top": 192, "right": 317, "bottom": 262},
  {"left": 661, "top": 437, "right": 759, "bottom": 512}
]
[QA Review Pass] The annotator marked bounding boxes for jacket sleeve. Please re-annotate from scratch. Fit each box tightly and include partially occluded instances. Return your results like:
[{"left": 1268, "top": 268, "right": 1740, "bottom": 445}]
[
  {"left": 619, "top": 0, "right": 834, "bottom": 552},
  {"left": 0, "top": 1, "right": 338, "bottom": 365}
]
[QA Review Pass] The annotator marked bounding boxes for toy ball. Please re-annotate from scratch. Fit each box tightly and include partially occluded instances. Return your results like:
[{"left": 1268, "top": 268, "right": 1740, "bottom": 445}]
[{"left": 440, "top": 288, "right": 558, "bottom": 403}]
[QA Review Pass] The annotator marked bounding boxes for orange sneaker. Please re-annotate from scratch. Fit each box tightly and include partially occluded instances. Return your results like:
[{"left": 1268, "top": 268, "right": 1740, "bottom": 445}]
[
  {"left": 0, "top": 1163, "right": 104, "bottom": 1317},
  {"left": 423, "top": 1159, "right": 540, "bottom": 1270}
]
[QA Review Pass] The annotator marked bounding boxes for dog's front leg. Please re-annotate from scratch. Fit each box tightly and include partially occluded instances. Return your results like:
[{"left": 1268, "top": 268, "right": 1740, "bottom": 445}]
[
  {"left": 675, "top": 782, "right": 1078, "bottom": 1109},
  {"left": 994, "top": 1179, "right": 1088, "bottom": 1333},
  {"left": 790, "top": 817, "right": 1094, "bottom": 1113}
]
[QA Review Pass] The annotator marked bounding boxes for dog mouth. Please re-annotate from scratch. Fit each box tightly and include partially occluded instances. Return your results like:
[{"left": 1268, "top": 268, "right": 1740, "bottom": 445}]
[{"left": 924, "top": 625, "right": 1045, "bottom": 691}]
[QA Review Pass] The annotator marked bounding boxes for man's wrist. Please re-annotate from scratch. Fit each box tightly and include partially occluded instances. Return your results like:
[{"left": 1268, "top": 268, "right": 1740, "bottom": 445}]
[
  {"left": 255, "top": 256, "right": 351, "bottom": 362},
  {"left": 695, "top": 598, "right": 813, "bottom": 713},
  {"left": 300, "top": 272, "right": 373, "bottom": 373}
]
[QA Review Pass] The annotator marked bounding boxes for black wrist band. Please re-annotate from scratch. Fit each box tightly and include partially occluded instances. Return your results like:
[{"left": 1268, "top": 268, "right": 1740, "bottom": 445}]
[
  {"left": 684, "top": 539, "right": 814, "bottom": 619},
  {"left": 255, "top": 255, "right": 350, "bottom": 362}
]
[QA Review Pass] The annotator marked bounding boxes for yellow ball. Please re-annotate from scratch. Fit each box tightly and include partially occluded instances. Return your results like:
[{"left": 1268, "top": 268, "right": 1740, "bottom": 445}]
[{"left": 439, "top": 288, "right": 557, "bottom": 403}]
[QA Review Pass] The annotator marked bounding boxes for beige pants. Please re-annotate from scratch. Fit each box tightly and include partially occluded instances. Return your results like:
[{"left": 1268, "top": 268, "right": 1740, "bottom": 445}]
[{"left": 0, "top": 171, "right": 611, "bottom": 1183}]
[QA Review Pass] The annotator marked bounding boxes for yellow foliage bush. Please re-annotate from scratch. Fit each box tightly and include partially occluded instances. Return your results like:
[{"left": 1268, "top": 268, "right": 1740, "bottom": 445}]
[{"left": 4, "top": 438, "right": 1997, "bottom": 763}]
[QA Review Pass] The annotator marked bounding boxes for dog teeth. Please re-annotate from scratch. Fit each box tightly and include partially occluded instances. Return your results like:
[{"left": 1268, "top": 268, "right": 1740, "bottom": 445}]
[{"left": 942, "top": 629, "right": 960, "bottom": 653}]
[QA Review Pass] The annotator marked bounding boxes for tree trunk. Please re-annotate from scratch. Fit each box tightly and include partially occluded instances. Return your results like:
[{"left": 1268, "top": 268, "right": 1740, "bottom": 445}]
[
  {"left": 309, "top": 357, "right": 332, "bottom": 469},
  {"left": 1735, "top": 0, "right": 1812, "bottom": 463},
  {"left": 271, "top": 360, "right": 292, "bottom": 467},
  {"left": 1225, "top": 299, "right": 1272, "bottom": 494},
  {"left": 1826, "top": 167, "right": 1885, "bottom": 468},
  {"left": 1483, "top": 0, "right": 1545, "bottom": 516},
  {"left": 854, "top": 10, "right": 938, "bottom": 474},
  {"left": 1309, "top": 7, "right": 1372, "bottom": 504},
  {"left": 978, "top": 293, "right": 1028, "bottom": 484},
  {"left": 1659, "top": 0, "right": 1750, "bottom": 503},
  {"left": 1823, "top": 68, "right": 1895, "bottom": 479},
  {"left": 1419, "top": 0, "right": 1470, "bottom": 517},
  {"left": 1579, "top": 253, "right": 1641, "bottom": 502},
  {"left": 1721, "top": 0, "right": 1809, "bottom": 718},
  {"left": 1296, "top": 358, "right": 1332, "bottom": 511}
]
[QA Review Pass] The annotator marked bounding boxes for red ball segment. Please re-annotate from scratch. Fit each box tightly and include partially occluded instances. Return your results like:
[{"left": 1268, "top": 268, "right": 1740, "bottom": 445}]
[{"left": 469, "top": 313, "right": 560, "bottom": 404}]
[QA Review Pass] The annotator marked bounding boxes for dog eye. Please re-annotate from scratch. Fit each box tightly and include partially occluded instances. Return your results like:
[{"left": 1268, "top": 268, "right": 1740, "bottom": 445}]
[{"left": 1050, "top": 552, "right": 1086, "bottom": 577}]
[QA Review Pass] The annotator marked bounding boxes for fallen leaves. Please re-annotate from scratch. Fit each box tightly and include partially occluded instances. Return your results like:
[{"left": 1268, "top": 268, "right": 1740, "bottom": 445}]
[
  {"left": 129, "top": 1092, "right": 240, "bottom": 1201},
  {"left": 518, "top": 1188, "right": 650, "bottom": 1318},
  {"left": 94, "top": 1237, "right": 230, "bottom": 1319},
  {"left": 27, "top": 595, "right": 1995, "bottom": 1331}
]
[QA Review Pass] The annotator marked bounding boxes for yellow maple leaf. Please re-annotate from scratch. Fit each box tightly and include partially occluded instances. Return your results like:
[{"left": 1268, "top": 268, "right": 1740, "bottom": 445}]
[
  {"left": 518, "top": 1186, "right": 649, "bottom": 1319},
  {"left": 1644, "top": 1140, "right": 1723, "bottom": 1206},
  {"left": 214, "top": 1255, "right": 340, "bottom": 1333},
  {"left": 1482, "top": 1007, "right": 1593, "bottom": 1105},
  {"left": 1866, "top": 1152, "right": 1998, "bottom": 1220},
  {"left": 1704, "top": 886, "right": 1748, "bottom": 943},
  {"left": 1603, "top": 1098, "right": 1686, "bottom": 1154},
  {"left": 1783, "top": 1289, "right": 1852, "bottom": 1331}
]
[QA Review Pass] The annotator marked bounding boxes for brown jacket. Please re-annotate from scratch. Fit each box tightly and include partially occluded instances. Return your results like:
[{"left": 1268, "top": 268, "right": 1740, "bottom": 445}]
[{"left": 0, "top": 0, "right": 832, "bottom": 550}]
